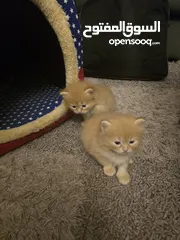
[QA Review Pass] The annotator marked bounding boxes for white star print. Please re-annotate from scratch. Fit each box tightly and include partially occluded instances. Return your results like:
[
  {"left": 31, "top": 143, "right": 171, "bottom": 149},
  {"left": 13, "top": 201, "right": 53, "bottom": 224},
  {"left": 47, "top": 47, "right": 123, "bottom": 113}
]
[
  {"left": 76, "top": 14, "right": 78, "bottom": 19},
  {"left": 64, "top": 0, "right": 68, "bottom": 3},
  {"left": 70, "top": 8, "right": 73, "bottom": 13},
  {"left": 81, "top": 50, "right": 83, "bottom": 53},
  {"left": 73, "top": 38, "right": 76, "bottom": 42},
  {"left": 78, "top": 55, "right": 80, "bottom": 59},
  {"left": 66, "top": 15, "right": 70, "bottom": 20},
  {"left": 78, "top": 42, "right": 81, "bottom": 46},
  {"left": 77, "top": 30, "right": 80, "bottom": 34},
  {"left": 72, "top": 23, "right": 76, "bottom": 28}
]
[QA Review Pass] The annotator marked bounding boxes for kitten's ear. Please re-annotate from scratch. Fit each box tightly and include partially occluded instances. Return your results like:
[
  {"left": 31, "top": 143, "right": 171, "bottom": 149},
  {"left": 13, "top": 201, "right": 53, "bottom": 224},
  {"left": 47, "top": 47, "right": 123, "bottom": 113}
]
[
  {"left": 100, "top": 120, "right": 112, "bottom": 132},
  {"left": 60, "top": 90, "right": 69, "bottom": 96},
  {"left": 84, "top": 88, "right": 93, "bottom": 95},
  {"left": 135, "top": 117, "right": 145, "bottom": 127}
]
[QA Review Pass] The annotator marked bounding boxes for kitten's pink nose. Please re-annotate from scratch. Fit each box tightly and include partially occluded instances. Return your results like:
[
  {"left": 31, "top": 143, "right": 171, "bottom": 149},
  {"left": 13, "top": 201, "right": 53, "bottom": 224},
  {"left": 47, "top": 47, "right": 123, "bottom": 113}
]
[{"left": 122, "top": 146, "right": 128, "bottom": 152}]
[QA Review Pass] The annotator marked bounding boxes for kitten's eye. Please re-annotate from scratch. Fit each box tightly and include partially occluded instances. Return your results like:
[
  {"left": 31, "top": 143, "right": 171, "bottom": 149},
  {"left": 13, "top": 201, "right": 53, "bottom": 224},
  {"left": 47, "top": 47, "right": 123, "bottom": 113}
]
[
  {"left": 82, "top": 104, "right": 86, "bottom": 108},
  {"left": 72, "top": 106, "right": 76, "bottom": 108},
  {"left": 114, "top": 141, "right": 121, "bottom": 145},
  {"left": 129, "top": 140, "right": 135, "bottom": 144}
]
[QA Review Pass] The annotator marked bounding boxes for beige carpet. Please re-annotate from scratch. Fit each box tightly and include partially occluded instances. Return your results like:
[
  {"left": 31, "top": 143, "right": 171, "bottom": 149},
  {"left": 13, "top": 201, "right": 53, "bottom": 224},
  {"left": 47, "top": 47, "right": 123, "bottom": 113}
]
[{"left": 1, "top": 61, "right": 180, "bottom": 240}]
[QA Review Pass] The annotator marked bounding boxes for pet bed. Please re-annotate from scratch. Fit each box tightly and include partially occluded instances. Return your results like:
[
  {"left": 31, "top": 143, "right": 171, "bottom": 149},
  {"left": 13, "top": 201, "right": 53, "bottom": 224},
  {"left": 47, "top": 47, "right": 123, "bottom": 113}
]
[{"left": 0, "top": 0, "right": 84, "bottom": 156}]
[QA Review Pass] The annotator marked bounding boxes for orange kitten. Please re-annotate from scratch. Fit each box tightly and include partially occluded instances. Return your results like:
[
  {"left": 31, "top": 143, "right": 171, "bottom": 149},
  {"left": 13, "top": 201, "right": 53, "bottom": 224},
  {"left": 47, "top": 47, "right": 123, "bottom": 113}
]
[
  {"left": 80, "top": 112, "right": 145, "bottom": 185},
  {"left": 60, "top": 80, "right": 116, "bottom": 120}
]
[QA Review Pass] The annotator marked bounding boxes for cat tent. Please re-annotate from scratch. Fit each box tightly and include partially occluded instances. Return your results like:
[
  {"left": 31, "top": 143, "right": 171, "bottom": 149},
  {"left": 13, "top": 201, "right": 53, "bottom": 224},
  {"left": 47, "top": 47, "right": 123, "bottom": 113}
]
[{"left": 0, "top": 0, "right": 84, "bottom": 156}]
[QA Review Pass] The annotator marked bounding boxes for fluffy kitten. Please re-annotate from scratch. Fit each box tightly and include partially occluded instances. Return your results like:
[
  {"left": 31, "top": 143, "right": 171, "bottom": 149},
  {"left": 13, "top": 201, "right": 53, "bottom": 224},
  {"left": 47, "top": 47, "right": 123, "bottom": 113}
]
[
  {"left": 60, "top": 80, "right": 116, "bottom": 120},
  {"left": 80, "top": 112, "right": 145, "bottom": 185}
]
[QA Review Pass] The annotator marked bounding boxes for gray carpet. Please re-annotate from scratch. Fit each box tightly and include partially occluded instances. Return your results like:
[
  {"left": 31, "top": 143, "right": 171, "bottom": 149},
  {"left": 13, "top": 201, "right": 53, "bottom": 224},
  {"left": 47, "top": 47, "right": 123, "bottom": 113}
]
[{"left": 1, "top": 61, "right": 180, "bottom": 240}]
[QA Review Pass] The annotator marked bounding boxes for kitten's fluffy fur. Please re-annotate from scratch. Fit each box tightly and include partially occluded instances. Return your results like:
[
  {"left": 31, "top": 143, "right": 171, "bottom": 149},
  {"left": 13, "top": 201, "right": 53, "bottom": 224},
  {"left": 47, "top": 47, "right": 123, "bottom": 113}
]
[
  {"left": 80, "top": 112, "right": 145, "bottom": 185},
  {"left": 60, "top": 80, "right": 116, "bottom": 120}
]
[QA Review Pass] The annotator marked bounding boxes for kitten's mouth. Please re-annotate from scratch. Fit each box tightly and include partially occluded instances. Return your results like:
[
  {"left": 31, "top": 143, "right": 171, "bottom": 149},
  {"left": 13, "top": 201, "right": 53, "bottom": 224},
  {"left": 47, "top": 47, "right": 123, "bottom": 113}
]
[
  {"left": 111, "top": 149, "right": 129, "bottom": 156},
  {"left": 75, "top": 110, "right": 88, "bottom": 114},
  {"left": 74, "top": 110, "right": 82, "bottom": 114}
]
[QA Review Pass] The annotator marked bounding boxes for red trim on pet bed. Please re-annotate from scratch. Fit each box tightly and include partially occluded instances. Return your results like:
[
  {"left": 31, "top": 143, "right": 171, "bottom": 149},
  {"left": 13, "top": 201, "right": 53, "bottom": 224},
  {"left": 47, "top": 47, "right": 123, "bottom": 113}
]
[
  {"left": 78, "top": 68, "right": 84, "bottom": 80},
  {"left": 0, "top": 68, "right": 84, "bottom": 156}
]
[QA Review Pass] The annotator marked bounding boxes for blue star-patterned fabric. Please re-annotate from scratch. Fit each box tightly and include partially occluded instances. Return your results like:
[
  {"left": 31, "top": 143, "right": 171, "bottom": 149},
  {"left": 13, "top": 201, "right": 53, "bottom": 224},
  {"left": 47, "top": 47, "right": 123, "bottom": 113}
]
[
  {"left": 57, "top": 0, "right": 83, "bottom": 69},
  {"left": 0, "top": 82, "right": 62, "bottom": 130}
]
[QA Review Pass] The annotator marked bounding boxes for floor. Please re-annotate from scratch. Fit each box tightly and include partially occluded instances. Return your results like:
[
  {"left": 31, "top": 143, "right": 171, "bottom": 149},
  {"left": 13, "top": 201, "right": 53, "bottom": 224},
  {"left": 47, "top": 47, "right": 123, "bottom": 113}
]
[{"left": 0, "top": 61, "right": 180, "bottom": 240}]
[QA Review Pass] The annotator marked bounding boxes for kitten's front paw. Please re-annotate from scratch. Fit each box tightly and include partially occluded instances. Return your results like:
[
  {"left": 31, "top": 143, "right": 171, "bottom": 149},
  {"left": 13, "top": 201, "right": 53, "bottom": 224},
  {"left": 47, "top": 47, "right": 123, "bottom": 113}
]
[
  {"left": 117, "top": 173, "right": 131, "bottom": 185},
  {"left": 103, "top": 166, "right": 116, "bottom": 176}
]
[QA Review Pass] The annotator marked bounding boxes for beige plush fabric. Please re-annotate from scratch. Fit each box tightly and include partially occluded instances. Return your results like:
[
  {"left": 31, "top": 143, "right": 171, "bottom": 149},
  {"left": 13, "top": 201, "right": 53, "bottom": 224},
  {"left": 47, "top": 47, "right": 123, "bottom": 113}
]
[
  {"left": 0, "top": 62, "right": 180, "bottom": 239},
  {"left": 0, "top": 0, "right": 79, "bottom": 144}
]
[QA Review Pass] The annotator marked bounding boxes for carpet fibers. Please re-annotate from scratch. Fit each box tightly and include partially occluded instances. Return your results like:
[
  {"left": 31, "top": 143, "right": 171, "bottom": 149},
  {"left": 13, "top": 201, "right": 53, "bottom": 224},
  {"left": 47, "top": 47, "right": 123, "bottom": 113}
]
[{"left": 0, "top": 62, "right": 180, "bottom": 240}]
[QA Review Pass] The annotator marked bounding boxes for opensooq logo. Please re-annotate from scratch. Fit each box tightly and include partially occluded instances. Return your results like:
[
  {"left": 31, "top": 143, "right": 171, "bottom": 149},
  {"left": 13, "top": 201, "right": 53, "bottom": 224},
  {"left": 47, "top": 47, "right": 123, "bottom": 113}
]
[{"left": 83, "top": 21, "right": 161, "bottom": 46}]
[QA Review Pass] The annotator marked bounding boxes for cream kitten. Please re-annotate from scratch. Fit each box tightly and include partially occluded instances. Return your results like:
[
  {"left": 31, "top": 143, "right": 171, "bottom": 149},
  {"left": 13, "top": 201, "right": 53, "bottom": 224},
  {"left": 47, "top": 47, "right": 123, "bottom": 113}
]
[
  {"left": 80, "top": 112, "right": 145, "bottom": 185},
  {"left": 60, "top": 80, "right": 116, "bottom": 120}
]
